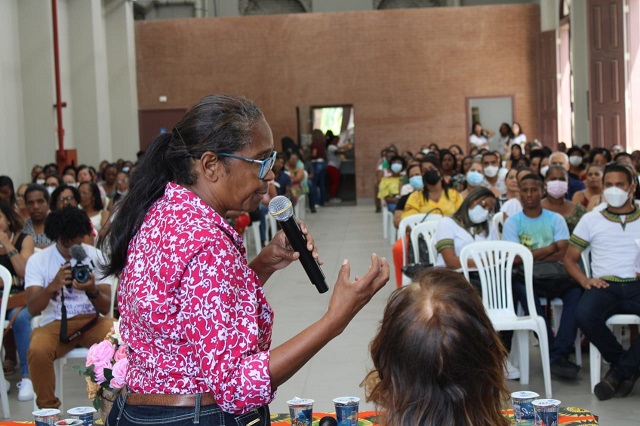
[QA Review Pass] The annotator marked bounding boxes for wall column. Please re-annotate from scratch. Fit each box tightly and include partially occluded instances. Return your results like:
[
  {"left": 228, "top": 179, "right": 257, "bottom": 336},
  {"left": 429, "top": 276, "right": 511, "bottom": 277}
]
[{"left": 105, "top": 0, "right": 139, "bottom": 161}]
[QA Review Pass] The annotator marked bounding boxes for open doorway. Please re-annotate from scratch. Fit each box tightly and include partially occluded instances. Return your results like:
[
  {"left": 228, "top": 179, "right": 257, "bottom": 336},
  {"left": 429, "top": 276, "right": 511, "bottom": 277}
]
[
  {"left": 466, "top": 96, "right": 514, "bottom": 154},
  {"left": 300, "top": 105, "right": 356, "bottom": 204}
]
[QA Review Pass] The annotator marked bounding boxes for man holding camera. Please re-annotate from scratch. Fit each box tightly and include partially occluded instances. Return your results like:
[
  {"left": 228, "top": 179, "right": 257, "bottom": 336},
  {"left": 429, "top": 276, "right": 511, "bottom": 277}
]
[{"left": 25, "top": 207, "right": 114, "bottom": 409}]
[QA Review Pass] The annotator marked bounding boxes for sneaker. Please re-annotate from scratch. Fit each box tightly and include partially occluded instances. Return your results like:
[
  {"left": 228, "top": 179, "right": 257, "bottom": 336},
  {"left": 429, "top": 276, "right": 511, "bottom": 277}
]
[
  {"left": 504, "top": 360, "right": 521, "bottom": 380},
  {"left": 17, "top": 378, "right": 34, "bottom": 401},
  {"left": 594, "top": 369, "right": 622, "bottom": 401},
  {"left": 551, "top": 357, "right": 580, "bottom": 380},
  {"left": 329, "top": 198, "right": 342, "bottom": 204},
  {"left": 615, "top": 369, "right": 640, "bottom": 397}
]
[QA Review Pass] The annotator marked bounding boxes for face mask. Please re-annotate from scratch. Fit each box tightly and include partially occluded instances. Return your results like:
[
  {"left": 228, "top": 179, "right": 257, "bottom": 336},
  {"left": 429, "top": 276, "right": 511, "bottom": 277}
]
[
  {"left": 36, "top": 179, "right": 45, "bottom": 185},
  {"left": 466, "top": 171, "right": 484, "bottom": 186},
  {"left": 604, "top": 187, "right": 630, "bottom": 208},
  {"left": 116, "top": 189, "right": 129, "bottom": 197},
  {"left": 46, "top": 186, "right": 55, "bottom": 196},
  {"left": 569, "top": 156, "right": 583, "bottom": 166},
  {"left": 390, "top": 163, "right": 403, "bottom": 174},
  {"left": 468, "top": 204, "right": 490, "bottom": 224},
  {"left": 423, "top": 170, "right": 440, "bottom": 186},
  {"left": 546, "top": 180, "right": 568, "bottom": 198},
  {"left": 540, "top": 165, "right": 549, "bottom": 177},
  {"left": 409, "top": 175, "right": 424, "bottom": 190},
  {"left": 122, "top": 167, "right": 130, "bottom": 173},
  {"left": 483, "top": 165, "right": 499, "bottom": 178}
]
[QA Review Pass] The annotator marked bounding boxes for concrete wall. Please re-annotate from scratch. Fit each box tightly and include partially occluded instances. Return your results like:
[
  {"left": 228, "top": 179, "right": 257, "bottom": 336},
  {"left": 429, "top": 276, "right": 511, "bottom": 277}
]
[
  {"left": 135, "top": 5, "right": 541, "bottom": 199},
  {"left": 0, "top": 0, "right": 139, "bottom": 185}
]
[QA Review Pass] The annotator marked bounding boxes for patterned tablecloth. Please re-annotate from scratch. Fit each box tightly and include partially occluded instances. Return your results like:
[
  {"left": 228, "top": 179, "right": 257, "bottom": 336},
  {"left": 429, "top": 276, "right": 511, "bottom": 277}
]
[
  {"left": 0, "top": 407, "right": 598, "bottom": 426},
  {"left": 269, "top": 407, "right": 599, "bottom": 425}
]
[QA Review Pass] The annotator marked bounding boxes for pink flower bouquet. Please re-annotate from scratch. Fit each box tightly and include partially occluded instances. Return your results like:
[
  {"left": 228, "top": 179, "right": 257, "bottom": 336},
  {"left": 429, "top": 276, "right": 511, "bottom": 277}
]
[{"left": 74, "top": 320, "right": 128, "bottom": 409}]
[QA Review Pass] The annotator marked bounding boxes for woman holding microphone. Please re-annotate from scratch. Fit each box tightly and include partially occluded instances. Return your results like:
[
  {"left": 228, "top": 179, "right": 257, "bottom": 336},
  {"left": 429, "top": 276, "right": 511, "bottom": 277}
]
[{"left": 103, "top": 95, "right": 389, "bottom": 426}]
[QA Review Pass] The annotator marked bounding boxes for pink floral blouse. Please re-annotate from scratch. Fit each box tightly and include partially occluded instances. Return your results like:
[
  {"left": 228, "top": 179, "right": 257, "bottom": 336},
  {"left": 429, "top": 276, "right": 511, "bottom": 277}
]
[{"left": 118, "top": 182, "right": 275, "bottom": 414}]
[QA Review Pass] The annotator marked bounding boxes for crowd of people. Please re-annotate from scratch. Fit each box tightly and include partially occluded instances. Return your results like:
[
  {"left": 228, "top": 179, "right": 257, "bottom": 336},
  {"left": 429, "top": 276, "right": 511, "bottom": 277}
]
[
  {"left": 2, "top": 107, "right": 640, "bottom": 422},
  {"left": 375, "top": 129, "right": 640, "bottom": 403}
]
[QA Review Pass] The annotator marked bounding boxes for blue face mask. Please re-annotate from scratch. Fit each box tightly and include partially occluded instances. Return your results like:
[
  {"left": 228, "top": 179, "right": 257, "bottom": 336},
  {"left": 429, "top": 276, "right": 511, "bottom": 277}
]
[
  {"left": 390, "top": 163, "right": 403, "bottom": 173},
  {"left": 409, "top": 175, "right": 424, "bottom": 190},
  {"left": 466, "top": 170, "right": 484, "bottom": 186}
]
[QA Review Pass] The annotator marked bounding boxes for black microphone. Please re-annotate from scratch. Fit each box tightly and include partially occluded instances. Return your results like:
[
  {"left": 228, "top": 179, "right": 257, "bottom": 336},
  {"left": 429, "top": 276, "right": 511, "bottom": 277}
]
[{"left": 268, "top": 196, "right": 328, "bottom": 293}]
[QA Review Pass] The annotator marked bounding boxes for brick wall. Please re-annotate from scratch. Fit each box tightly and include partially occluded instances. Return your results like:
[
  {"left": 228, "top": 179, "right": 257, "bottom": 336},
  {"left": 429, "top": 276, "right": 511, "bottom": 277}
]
[{"left": 135, "top": 4, "right": 540, "bottom": 199}]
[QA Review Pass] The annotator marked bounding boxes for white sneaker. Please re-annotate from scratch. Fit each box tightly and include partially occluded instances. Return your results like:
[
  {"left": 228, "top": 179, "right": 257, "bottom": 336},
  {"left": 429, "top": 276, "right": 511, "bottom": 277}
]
[
  {"left": 17, "top": 378, "right": 34, "bottom": 401},
  {"left": 329, "top": 198, "right": 342, "bottom": 204},
  {"left": 504, "top": 360, "right": 521, "bottom": 380}
]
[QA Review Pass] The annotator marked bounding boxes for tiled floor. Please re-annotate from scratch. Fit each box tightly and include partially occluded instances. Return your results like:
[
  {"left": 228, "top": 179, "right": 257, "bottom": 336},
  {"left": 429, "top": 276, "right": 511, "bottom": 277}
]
[{"left": 3, "top": 201, "right": 640, "bottom": 423}]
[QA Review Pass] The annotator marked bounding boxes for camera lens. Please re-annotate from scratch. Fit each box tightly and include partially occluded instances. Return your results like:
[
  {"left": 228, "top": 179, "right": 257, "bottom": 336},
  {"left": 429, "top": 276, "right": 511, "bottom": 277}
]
[{"left": 73, "top": 266, "right": 90, "bottom": 284}]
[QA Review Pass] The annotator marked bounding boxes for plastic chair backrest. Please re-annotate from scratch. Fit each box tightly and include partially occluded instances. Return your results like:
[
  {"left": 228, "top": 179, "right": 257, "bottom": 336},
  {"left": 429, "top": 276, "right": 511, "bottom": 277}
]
[
  {"left": 397, "top": 213, "right": 442, "bottom": 264},
  {"left": 0, "top": 266, "right": 13, "bottom": 334},
  {"left": 460, "top": 241, "right": 535, "bottom": 319},
  {"left": 580, "top": 246, "right": 592, "bottom": 279},
  {"left": 492, "top": 211, "right": 505, "bottom": 239},
  {"left": 410, "top": 221, "right": 440, "bottom": 264}
]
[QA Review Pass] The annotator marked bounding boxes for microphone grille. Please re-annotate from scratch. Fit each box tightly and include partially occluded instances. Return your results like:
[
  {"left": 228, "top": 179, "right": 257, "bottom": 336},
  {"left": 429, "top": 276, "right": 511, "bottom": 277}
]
[
  {"left": 70, "top": 245, "right": 88, "bottom": 262},
  {"left": 268, "top": 196, "right": 294, "bottom": 221}
]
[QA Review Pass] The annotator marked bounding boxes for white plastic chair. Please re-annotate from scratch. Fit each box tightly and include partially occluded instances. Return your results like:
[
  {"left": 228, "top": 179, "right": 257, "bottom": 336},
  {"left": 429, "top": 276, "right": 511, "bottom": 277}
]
[
  {"left": 380, "top": 198, "right": 389, "bottom": 239},
  {"left": 492, "top": 211, "right": 505, "bottom": 239},
  {"left": 409, "top": 221, "right": 440, "bottom": 266},
  {"left": 32, "top": 277, "right": 118, "bottom": 410},
  {"left": 0, "top": 266, "right": 13, "bottom": 418},
  {"left": 398, "top": 213, "right": 442, "bottom": 286},
  {"left": 245, "top": 221, "right": 263, "bottom": 255},
  {"left": 583, "top": 247, "right": 640, "bottom": 393},
  {"left": 460, "top": 241, "right": 552, "bottom": 398}
]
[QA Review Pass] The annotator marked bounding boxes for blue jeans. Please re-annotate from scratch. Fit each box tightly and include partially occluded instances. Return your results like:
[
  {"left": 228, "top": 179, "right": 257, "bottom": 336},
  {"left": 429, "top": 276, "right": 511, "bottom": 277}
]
[
  {"left": 6, "top": 306, "right": 32, "bottom": 377},
  {"left": 514, "top": 279, "right": 582, "bottom": 364},
  {"left": 107, "top": 391, "right": 271, "bottom": 426},
  {"left": 576, "top": 280, "right": 640, "bottom": 380},
  {"left": 310, "top": 161, "right": 327, "bottom": 207}
]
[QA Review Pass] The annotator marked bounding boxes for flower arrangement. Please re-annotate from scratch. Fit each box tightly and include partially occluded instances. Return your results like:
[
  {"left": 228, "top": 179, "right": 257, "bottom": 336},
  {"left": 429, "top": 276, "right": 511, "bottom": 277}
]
[{"left": 74, "top": 320, "right": 128, "bottom": 410}]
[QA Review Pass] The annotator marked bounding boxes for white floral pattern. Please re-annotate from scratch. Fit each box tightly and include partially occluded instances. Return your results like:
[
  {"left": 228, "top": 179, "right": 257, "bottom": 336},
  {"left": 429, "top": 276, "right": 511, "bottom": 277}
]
[{"left": 119, "top": 182, "right": 275, "bottom": 414}]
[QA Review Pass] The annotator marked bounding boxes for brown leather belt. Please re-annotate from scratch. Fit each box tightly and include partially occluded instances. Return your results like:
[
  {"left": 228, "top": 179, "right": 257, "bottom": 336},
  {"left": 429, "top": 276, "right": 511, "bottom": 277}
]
[{"left": 126, "top": 392, "right": 217, "bottom": 407}]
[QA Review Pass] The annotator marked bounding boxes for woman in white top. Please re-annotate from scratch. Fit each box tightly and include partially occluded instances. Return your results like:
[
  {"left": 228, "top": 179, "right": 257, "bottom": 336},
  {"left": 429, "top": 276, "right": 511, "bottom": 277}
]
[
  {"left": 434, "top": 187, "right": 498, "bottom": 274},
  {"left": 510, "top": 122, "right": 527, "bottom": 147},
  {"left": 469, "top": 122, "right": 494, "bottom": 150},
  {"left": 78, "top": 182, "right": 108, "bottom": 234}
]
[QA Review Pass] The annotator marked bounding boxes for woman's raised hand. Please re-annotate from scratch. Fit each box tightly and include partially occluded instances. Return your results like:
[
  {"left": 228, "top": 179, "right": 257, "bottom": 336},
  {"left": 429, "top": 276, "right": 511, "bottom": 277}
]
[{"left": 325, "top": 253, "right": 390, "bottom": 335}]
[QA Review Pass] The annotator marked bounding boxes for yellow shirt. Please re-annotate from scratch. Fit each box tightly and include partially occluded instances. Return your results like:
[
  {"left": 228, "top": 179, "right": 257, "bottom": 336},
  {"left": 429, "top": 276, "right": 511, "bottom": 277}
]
[
  {"left": 401, "top": 189, "right": 463, "bottom": 219},
  {"left": 377, "top": 176, "right": 402, "bottom": 199}
]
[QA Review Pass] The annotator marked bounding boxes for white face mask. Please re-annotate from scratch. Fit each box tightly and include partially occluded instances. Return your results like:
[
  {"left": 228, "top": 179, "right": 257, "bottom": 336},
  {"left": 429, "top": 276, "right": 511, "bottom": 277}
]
[
  {"left": 604, "top": 187, "right": 630, "bottom": 208},
  {"left": 46, "top": 186, "right": 56, "bottom": 196},
  {"left": 468, "top": 204, "right": 490, "bottom": 224},
  {"left": 569, "top": 156, "right": 583, "bottom": 166},
  {"left": 36, "top": 179, "right": 45, "bottom": 185},
  {"left": 540, "top": 165, "right": 549, "bottom": 177},
  {"left": 483, "top": 165, "right": 499, "bottom": 178},
  {"left": 546, "top": 180, "right": 568, "bottom": 198}
]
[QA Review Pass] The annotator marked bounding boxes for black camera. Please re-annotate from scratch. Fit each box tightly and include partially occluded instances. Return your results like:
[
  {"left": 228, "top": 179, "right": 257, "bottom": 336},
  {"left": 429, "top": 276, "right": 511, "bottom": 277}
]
[{"left": 72, "top": 262, "right": 92, "bottom": 284}]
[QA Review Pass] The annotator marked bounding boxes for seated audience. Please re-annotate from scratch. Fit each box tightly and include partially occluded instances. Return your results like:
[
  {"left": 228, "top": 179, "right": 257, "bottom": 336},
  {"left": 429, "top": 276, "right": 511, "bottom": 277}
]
[
  {"left": 23, "top": 184, "right": 53, "bottom": 249},
  {"left": 542, "top": 166, "right": 586, "bottom": 234},
  {"left": 573, "top": 164, "right": 604, "bottom": 210},
  {"left": 364, "top": 268, "right": 509, "bottom": 426},
  {"left": 0, "top": 201, "right": 35, "bottom": 401},
  {"left": 567, "top": 146, "right": 586, "bottom": 180},
  {"left": 565, "top": 164, "right": 640, "bottom": 400},
  {"left": 49, "top": 185, "right": 80, "bottom": 212},
  {"left": 0, "top": 176, "right": 17, "bottom": 208},
  {"left": 378, "top": 155, "right": 406, "bottom": 213},
  {"left": 78, "top": 182, "right": 109, "bottom": 235},
  {"left": 481, "top": 151, "right": 506, "bottom": 196},
  {"left": 25, "top": 207, "right": 114, "bottom": 409},
  {"left": 503, "top": 173, "right": 582, "bottom": 380}
]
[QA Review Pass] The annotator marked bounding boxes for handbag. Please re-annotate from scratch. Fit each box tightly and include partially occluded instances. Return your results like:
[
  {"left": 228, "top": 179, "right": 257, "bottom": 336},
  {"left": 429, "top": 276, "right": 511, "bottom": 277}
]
[
  {"left": 402, "top": 208, "right": 443, "bottom": 280},
  {"left": 513, "top": 260, "right": 580, "bottom": 299}
]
